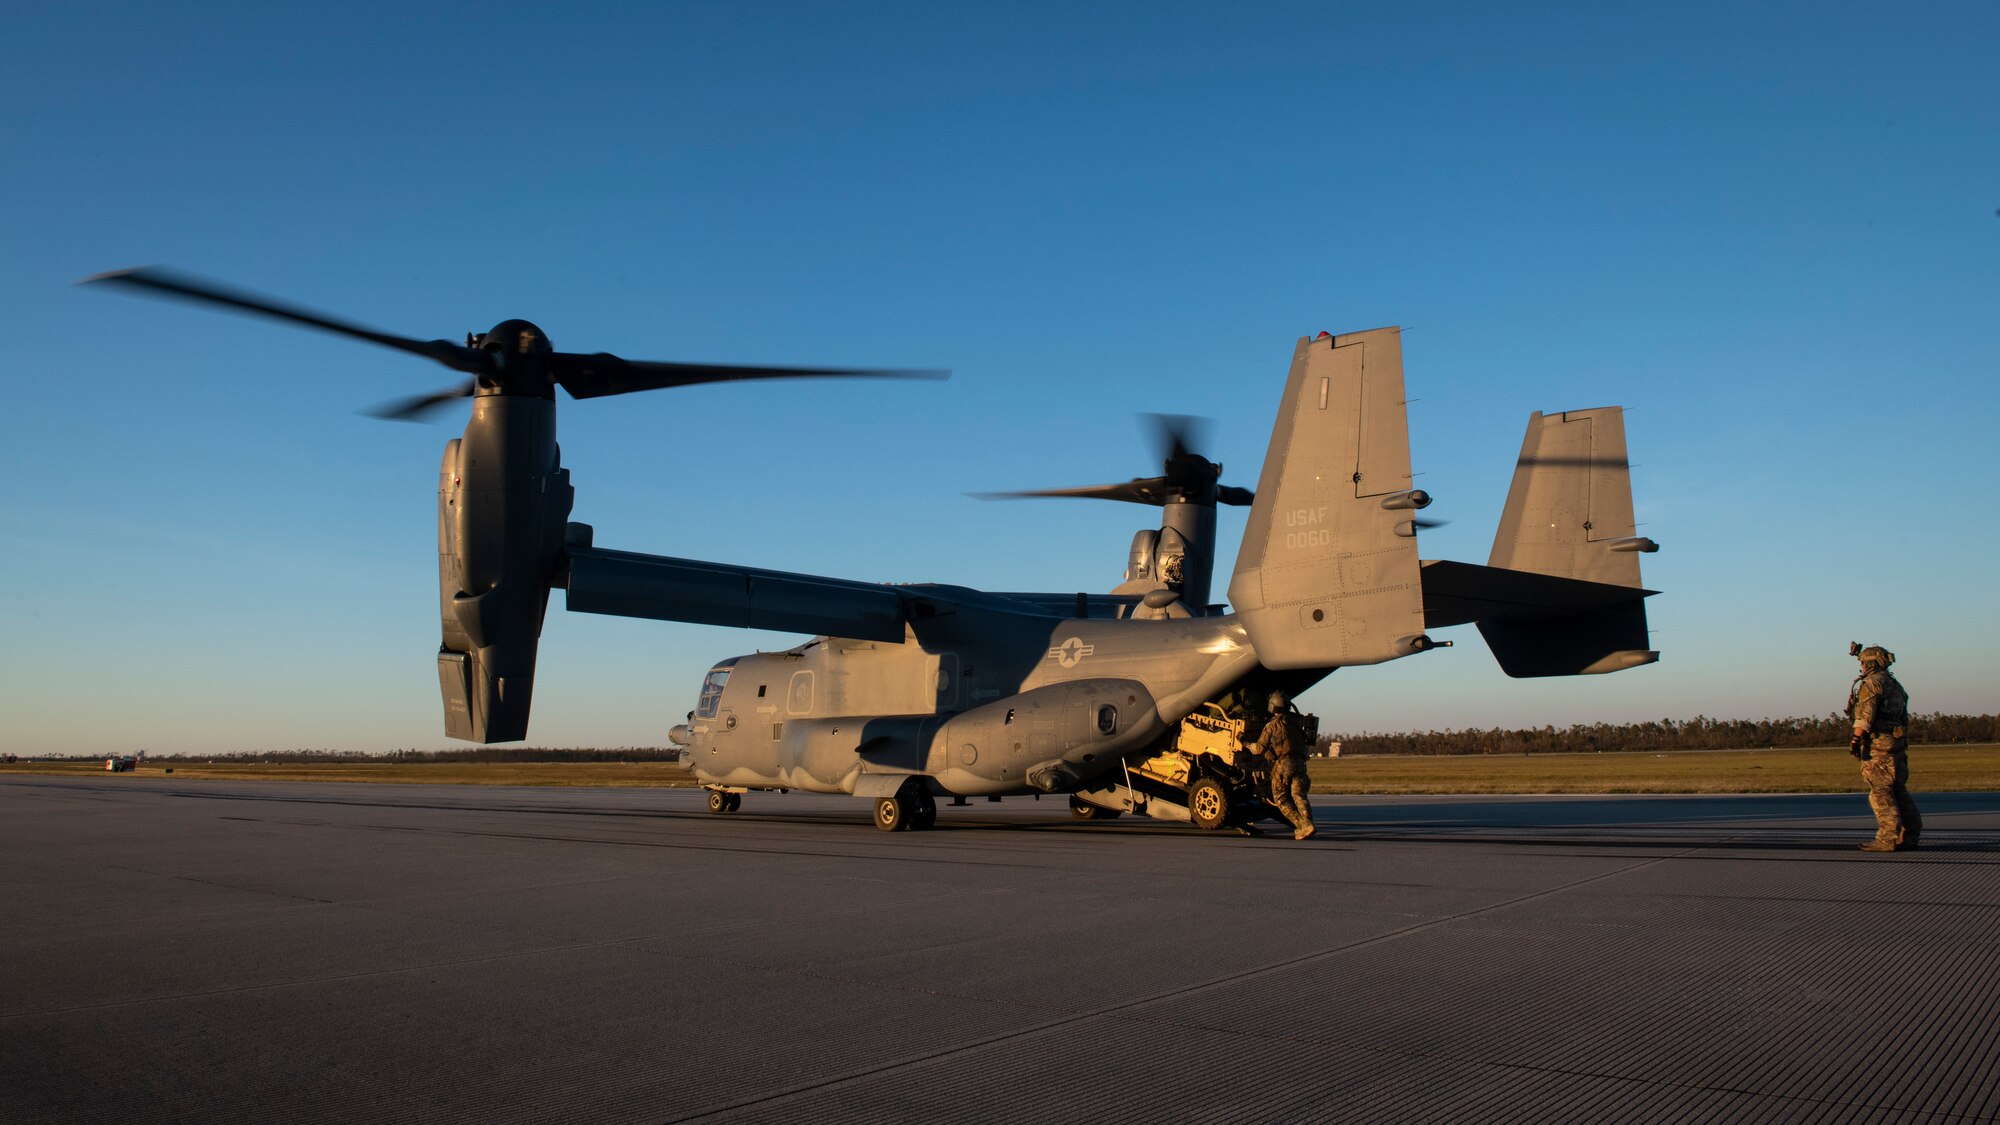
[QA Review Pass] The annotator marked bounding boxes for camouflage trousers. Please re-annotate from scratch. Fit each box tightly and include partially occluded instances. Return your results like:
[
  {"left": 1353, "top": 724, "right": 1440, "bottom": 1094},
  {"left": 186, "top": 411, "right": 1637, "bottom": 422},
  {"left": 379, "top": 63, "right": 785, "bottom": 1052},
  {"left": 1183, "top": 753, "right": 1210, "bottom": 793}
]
[
  {"left": 1861, "top": 739, "right": 1922, "bottom": 847},
  {"left": 1269, "top": 755, "right": 1312, "bottom": 832}
]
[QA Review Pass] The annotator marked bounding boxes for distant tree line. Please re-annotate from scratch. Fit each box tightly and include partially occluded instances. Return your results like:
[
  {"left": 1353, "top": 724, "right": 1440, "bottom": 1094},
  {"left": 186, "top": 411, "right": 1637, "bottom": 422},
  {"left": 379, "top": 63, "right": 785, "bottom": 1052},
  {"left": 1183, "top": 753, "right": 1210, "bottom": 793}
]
[
  {"left": 1325, "top": 713, "right": 2000, "bottom": 756},
  {"left": 32, "top": 714, "right": 1999, "bottom": 763}
]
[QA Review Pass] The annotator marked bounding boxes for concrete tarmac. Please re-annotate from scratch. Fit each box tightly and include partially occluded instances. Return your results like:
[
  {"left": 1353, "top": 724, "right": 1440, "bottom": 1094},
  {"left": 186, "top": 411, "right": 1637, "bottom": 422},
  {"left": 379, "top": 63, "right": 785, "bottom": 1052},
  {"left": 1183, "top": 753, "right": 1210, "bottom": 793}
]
[{"left": 4, "top": 775, "right": 1998, "bottom": 1123}]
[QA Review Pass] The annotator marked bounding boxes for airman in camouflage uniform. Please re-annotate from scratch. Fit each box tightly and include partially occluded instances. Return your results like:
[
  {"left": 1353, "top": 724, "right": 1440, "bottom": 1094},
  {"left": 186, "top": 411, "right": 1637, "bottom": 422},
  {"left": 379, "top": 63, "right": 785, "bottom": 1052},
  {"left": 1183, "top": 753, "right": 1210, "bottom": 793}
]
[
  {"left": 1848, "top": 644, "right": 1921, "bottom": 852},
  {"left": 1253, "top": 691, "right": 1316, "bottom": 840}
]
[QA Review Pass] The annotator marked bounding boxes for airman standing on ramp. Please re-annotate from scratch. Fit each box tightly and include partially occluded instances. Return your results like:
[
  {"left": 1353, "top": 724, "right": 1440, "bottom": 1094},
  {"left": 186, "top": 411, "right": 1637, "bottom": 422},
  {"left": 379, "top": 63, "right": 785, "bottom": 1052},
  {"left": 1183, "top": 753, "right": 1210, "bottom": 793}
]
[
  {"left": 1254, "top": 691, "right": 1316, "bottom": 840},
  {"left": 1847, "top": 643, "right": 1922, "bottom": 852}
]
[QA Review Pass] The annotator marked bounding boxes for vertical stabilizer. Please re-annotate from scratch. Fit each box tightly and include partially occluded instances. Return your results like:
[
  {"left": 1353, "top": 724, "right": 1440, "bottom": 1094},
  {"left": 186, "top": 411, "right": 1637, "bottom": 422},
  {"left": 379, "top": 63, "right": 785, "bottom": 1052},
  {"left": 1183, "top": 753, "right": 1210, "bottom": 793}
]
[
  {"left": 1228, "top": 329, "right": 1429, "bottom": 669},
  {"left": 1475, "top": 406, "right": 1658, "bottom": 677},
  {"left": 1489, "top": 407, "right": 1654, "bottom": 586}
]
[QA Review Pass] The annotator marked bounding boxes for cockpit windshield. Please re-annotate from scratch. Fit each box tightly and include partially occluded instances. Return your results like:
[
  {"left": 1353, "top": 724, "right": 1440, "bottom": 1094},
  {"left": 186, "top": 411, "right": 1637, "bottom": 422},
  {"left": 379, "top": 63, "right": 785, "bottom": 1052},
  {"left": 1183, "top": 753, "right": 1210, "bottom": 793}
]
[{"left": 695, "top": 668, "right": 730, "bottom": 719}]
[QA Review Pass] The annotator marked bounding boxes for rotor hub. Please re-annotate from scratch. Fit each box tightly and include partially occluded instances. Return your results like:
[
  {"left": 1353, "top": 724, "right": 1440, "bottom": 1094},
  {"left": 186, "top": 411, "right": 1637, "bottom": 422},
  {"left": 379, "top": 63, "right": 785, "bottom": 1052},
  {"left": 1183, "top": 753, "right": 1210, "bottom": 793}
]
[{"left": 471, "top": 320, "right": 553, "bottom": 355}]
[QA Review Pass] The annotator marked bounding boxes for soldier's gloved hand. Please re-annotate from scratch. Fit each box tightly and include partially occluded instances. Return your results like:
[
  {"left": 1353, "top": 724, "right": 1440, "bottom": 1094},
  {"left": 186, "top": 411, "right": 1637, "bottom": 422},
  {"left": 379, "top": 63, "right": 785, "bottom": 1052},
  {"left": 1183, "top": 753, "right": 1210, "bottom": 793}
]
[{"left": 1849, "top": 732, "right": 1867, "bottom": 760}]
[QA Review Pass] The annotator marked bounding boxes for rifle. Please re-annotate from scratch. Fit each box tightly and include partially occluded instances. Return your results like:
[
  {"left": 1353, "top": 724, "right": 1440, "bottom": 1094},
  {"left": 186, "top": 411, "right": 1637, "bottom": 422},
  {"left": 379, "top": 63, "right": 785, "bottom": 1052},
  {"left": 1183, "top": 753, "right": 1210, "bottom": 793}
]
[{"left": 1846, "top": 641, "right": 1868, "bottom": 759}]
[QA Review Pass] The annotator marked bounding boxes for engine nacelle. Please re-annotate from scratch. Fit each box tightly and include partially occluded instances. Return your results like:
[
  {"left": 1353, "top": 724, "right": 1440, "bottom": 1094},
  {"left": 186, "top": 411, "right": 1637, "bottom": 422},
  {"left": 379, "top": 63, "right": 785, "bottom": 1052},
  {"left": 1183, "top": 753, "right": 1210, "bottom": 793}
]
[{"left": 436, "top": 395, "right": 573, "bottom": 742}]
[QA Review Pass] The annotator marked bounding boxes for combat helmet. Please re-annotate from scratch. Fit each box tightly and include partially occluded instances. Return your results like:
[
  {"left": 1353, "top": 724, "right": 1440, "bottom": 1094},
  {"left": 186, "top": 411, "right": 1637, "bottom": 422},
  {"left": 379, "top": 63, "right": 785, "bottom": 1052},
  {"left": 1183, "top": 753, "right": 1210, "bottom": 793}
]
[
  {"left": 1858, "top": 644, "right": 1895, "bottom": 670},
  {"left": 1267, "top": 690, "right": 1289, "bottom": 711}
]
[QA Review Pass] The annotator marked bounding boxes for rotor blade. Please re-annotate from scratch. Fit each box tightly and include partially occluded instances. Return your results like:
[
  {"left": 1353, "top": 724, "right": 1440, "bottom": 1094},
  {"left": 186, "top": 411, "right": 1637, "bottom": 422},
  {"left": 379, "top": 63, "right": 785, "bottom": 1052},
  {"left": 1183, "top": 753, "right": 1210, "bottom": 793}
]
[
  {"left": 81, "top": 267, "right": 487, "bottom": 375},
  {"left": 969, "top": 479, "right": 1170, "bottom": 506},
  {"left": 553, "top": 354, "right": 948, "bottom": 400},
  {"left": 363, "top": 379, "right": 477, "bottom": 422},
  {"left": 1216, "top": 485, "right": 1255, "bottom": 506},
  {"left": 1143, "top": 413, "right": 1208, "bottom": 463}
]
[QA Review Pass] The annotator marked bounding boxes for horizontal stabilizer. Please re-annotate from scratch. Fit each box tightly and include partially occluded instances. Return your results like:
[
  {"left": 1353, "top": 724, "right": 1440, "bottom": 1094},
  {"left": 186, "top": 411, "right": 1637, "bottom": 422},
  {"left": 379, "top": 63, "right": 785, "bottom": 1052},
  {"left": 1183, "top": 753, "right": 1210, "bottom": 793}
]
[
  {"left": 1477, "top": 606, "right": 1656, "bottom": 677},
  {"left": 1419, "top": 558, "right": 1656, "bottom": 676},
  {"left": 1420, "top": 559, "right": 1655, "bottom": 628}
]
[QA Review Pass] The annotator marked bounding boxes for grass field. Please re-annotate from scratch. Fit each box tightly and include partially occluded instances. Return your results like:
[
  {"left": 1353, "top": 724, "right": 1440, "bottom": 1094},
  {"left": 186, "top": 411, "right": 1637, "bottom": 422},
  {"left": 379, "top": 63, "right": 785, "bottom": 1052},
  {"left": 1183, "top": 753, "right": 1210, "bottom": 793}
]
[
  {"left": 7, "top": 745, "right": 1997, "bottom": 794},
  {"left": 1309, "top": 744, "right": 2000, "bottom": 794}
]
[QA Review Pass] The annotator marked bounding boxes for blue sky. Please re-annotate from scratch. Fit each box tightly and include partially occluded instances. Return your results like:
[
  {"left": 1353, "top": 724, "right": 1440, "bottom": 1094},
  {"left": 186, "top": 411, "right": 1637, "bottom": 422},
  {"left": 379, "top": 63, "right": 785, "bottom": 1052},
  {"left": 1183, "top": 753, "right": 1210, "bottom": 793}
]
[{"left": 4, "top": 2, "right": 1995, "bottom": 756}]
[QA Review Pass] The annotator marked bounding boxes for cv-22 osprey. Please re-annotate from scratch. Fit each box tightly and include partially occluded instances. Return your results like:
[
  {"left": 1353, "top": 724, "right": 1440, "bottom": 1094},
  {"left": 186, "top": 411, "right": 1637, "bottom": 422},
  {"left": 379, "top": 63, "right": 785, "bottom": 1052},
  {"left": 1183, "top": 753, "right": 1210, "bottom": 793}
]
[
  {"left": 90, "top": 270, "right": 1658, "bottom": 833},
  {"left": 666, "top": 331, "right": 1658, "bottom": 830}
]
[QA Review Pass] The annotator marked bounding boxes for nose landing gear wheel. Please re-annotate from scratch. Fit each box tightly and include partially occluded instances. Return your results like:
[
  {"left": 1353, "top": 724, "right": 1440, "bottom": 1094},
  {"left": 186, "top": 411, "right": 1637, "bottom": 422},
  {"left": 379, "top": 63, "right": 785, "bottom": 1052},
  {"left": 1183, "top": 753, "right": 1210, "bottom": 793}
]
[
  {"left": 1070, "top": 796, "right": 1122, "bottom": 820},
  {"left": 875, "top": 783, "right": 937, "bottom": 831},
  {"left": 874, "top": 794, "right": 909, "bottom": 831},
  {"left": 707, "top": 789, "right": 742, "bottom": 814}
]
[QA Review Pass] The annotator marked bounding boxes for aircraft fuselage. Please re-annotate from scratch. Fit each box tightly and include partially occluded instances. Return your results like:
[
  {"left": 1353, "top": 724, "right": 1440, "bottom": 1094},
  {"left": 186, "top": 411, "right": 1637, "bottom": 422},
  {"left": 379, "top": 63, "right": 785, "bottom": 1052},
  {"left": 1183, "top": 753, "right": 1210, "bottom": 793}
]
[{"left": 679, "top": 605, "right": 1259, "bottom": 798}]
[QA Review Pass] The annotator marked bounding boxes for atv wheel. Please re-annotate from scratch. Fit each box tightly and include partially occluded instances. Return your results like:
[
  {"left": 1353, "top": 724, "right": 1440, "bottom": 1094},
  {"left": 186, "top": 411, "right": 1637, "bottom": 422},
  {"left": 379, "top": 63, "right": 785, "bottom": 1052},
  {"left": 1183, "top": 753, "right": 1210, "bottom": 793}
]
[{"left": 1188, "top": 777, "right": 1230, "bottom": 831}]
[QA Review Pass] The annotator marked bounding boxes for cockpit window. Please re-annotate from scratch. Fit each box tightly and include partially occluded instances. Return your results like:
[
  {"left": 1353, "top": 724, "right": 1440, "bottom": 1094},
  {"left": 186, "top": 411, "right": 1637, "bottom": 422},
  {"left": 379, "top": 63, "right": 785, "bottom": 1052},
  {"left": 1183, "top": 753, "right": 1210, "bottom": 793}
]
[{"left": 696, "top": 668, "right": 730, "bottom": 719}]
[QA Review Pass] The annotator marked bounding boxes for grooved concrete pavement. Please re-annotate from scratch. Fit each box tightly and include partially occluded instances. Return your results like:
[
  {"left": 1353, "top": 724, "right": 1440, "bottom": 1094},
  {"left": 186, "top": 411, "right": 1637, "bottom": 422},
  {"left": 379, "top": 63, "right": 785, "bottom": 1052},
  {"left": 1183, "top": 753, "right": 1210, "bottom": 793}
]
[{"left": 4, "top": 777, "right": 1997, "bottom": 1123}]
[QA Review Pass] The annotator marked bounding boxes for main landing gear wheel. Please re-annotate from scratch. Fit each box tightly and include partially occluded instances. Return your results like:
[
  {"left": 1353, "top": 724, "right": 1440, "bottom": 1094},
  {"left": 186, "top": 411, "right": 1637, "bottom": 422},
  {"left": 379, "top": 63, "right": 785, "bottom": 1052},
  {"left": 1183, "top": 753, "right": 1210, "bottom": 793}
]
[
  {"left": 1188, "top": 776, "right": 1230, "bottom": 831},
  {"left": 1070, "top": 796, "right": 1122, "bottom": 820},
  {"left": 909, "top": 790, "right": 937, "bottom": 830}
]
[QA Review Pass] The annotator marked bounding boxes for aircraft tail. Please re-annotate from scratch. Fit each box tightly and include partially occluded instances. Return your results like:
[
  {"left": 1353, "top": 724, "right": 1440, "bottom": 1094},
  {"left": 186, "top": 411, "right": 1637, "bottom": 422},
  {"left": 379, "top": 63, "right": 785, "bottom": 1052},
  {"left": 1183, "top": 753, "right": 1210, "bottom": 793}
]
[
  {"left": 1489, "top": 407, "right": 1654, "bottom": 585},
  {"left": 1227, "top": 328, "right": 1432, "bottom": 669},
  {"left": 1420, "top": 407, "right": 1659, "bottom": 677}
]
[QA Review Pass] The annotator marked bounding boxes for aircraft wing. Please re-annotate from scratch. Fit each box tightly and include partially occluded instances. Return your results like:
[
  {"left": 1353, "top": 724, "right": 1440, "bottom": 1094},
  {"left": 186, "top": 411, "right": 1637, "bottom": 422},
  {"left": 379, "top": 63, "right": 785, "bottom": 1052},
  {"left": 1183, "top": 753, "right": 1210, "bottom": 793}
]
[
  {"left": 564, "top": 545, "right": 909, "bottom": 642},
  {"left": 562, "top": 548, "right": 1072, "bottom": 643},
  {"left": 984, "top": 591, "right": 1146, "bottom": 619}
]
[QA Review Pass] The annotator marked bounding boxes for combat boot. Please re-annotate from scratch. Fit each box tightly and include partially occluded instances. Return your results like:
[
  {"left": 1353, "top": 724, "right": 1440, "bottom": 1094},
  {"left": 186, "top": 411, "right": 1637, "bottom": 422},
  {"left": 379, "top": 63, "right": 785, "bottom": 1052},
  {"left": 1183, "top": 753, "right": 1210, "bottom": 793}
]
[
  {"left": 1293, "top": 823, "right": 1317, "bottom": 841},
  {"left": 1858, "top": 840, "right": 1897, "bottom": 853}
]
